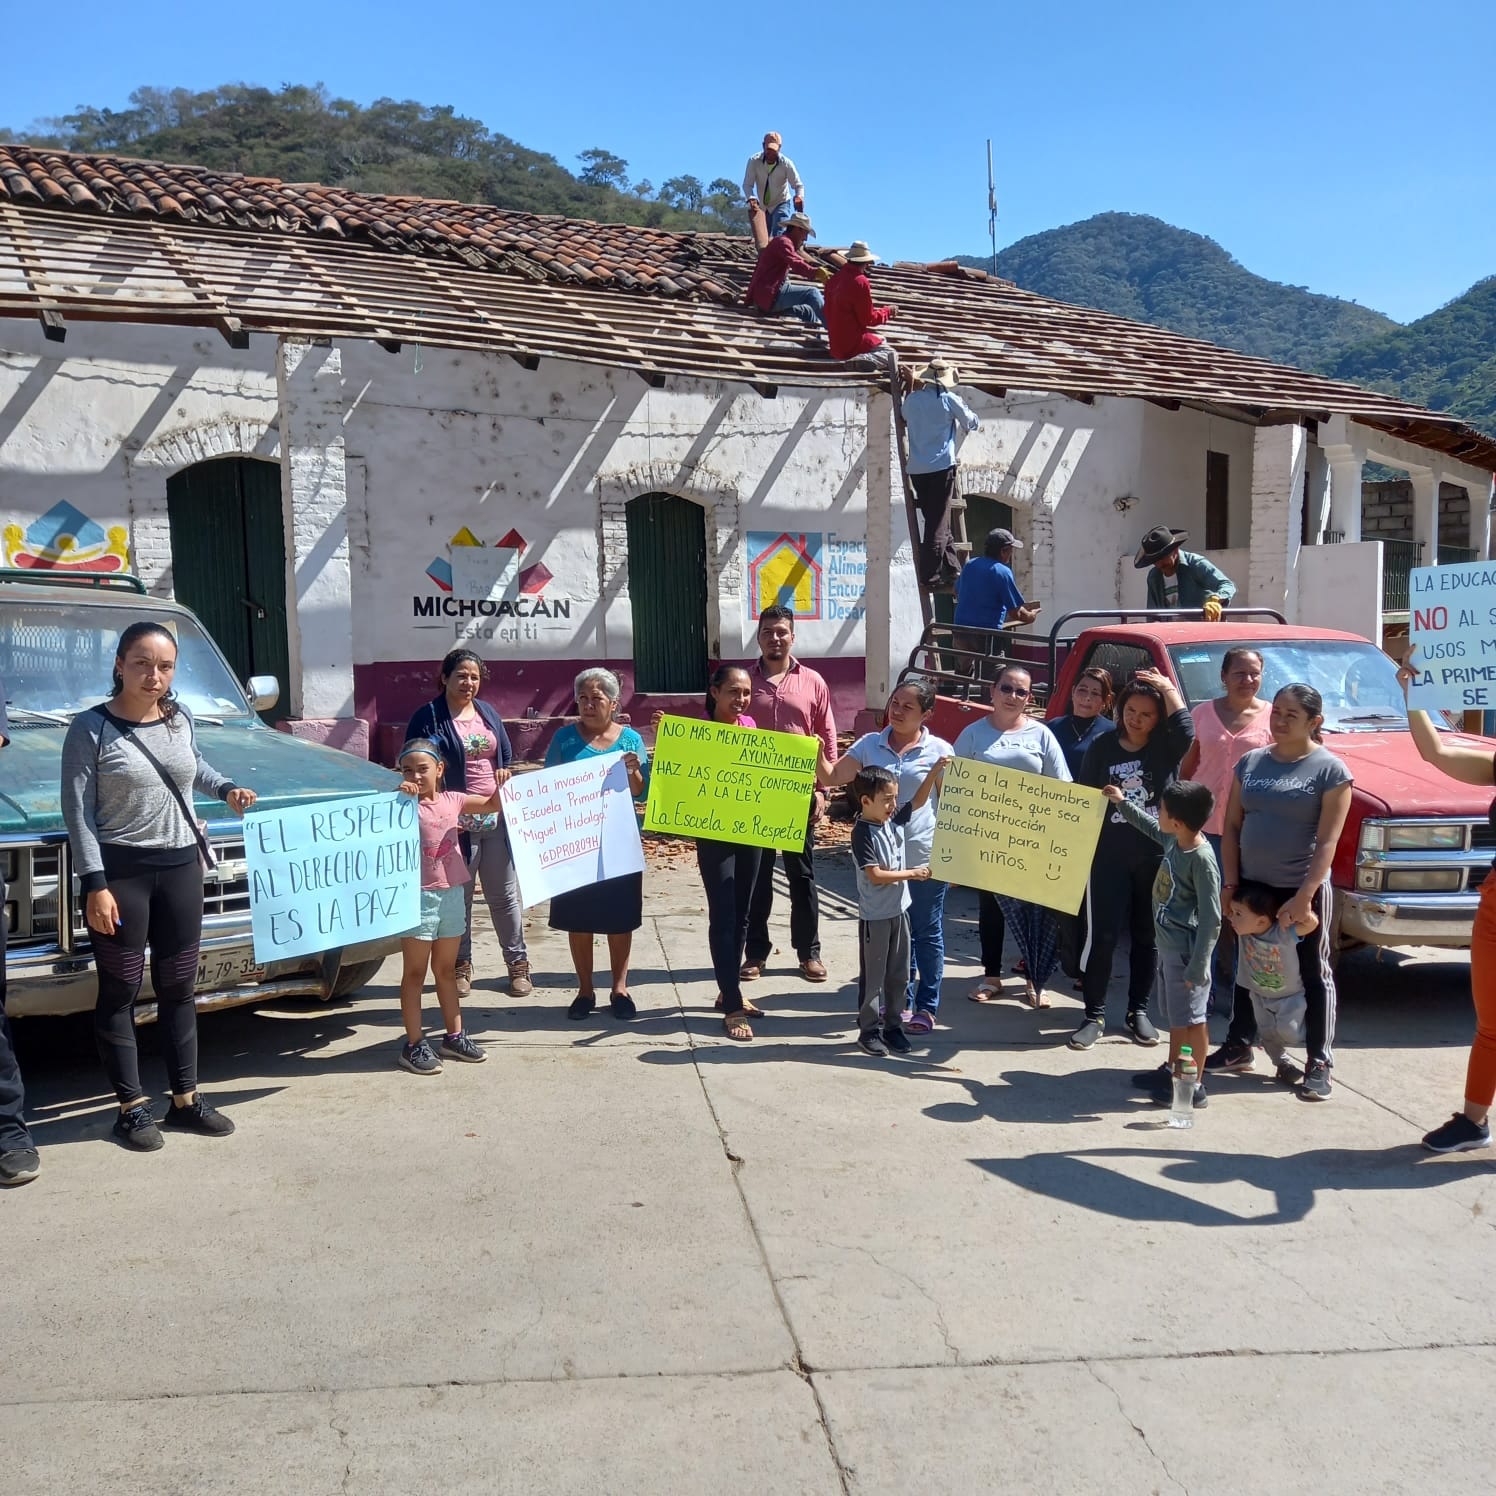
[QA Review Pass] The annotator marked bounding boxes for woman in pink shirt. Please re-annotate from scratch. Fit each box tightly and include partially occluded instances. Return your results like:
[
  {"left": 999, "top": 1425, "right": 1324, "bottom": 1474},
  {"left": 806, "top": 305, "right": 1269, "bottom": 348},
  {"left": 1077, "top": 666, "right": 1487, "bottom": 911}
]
[{"left": 1179, "top": 647, "right": 1273, "bottom": 1015}]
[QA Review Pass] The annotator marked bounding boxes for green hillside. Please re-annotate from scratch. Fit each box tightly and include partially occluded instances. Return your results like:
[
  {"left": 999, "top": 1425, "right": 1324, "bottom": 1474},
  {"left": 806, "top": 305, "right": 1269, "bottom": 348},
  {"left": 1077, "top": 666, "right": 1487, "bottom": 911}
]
[
  {"left": 1328, "top": 277, "right": 1496, "bottom": 436},
  {"left": 958, "top": 212, "right": 1397, "bottom": 371},
  {"left": 1, "top": 82, "right": 747, "bottom": 234}
]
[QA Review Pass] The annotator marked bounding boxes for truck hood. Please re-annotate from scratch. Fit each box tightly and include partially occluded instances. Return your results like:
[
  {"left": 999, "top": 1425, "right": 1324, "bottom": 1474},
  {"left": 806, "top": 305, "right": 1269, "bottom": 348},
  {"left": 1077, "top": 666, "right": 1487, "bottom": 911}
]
[
  {"left": 0, "top": 721, "right": 398, "bottom": 836},
  {"left": 1327, "top": 729, "right": 1496, "bottom": 818}
]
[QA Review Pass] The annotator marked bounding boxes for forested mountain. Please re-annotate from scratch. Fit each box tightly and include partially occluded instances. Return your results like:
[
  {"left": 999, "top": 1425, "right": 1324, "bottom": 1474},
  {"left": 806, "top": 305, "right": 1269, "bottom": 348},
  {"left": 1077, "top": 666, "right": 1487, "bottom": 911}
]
[
  {"left": 1328, "top": 277, "right": 1496, "bottom": 437},
  {"left": 0, "top": 83, "right": 747, "bottom": 234},
  {"left": 957, "top": 212, "right": 1397, "bottom": 371}
]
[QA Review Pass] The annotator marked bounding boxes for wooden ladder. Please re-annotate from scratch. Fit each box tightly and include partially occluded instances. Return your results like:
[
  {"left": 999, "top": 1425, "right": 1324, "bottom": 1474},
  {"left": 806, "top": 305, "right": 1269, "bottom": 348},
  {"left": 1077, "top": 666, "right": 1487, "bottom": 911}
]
[{"left": 896, "top": 453, "right": 971, "bottom": 629}]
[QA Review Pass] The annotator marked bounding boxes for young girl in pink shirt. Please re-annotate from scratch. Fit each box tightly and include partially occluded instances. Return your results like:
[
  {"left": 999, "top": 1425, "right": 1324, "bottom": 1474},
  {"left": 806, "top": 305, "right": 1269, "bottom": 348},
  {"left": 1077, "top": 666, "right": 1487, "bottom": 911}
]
[{"left": 394, "top": 738, "right": 508, "bottom": 1076}]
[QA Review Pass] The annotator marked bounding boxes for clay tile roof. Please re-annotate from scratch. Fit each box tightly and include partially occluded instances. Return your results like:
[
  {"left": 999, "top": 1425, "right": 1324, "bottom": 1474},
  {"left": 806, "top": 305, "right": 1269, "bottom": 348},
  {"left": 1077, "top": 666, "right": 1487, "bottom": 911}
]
[{"left": 0, "top": 144, "right": 1492, "bottom": 472}]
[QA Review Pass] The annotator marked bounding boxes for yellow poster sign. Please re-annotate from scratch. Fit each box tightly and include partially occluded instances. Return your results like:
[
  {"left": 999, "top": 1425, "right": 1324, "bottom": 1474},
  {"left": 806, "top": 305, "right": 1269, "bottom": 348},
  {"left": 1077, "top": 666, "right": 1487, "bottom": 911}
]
[
  {"left": 644, "top": 716, "right": 818, "bottom": 852},
  {"left": 930, "top": 757, "right": 1105, "bottom": 914}
]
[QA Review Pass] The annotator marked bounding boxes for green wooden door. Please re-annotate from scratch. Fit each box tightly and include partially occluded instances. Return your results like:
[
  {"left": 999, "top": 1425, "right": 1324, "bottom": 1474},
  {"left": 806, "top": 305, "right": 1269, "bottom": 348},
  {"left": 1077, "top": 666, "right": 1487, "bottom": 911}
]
[
  {"left": 626, "top": 493, "right": 709, "bottom": 693},
  {"left": 166, "top": 457, "right": 291, "bottom": 721}
]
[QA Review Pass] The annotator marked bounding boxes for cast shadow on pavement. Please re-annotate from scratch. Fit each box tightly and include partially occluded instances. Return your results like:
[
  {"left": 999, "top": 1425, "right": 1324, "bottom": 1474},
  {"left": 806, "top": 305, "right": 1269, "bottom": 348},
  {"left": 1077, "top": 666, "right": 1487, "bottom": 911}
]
[{"left": 975, "top": 1144, "right": 1495, "bottom": 1228}]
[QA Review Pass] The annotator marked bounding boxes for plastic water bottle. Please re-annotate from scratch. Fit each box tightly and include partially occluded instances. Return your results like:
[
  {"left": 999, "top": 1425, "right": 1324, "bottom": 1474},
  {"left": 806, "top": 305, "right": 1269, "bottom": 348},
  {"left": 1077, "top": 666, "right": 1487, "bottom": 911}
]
[{"left": 1169, "top": 1048, "right": 1197, "bottom": 1129}]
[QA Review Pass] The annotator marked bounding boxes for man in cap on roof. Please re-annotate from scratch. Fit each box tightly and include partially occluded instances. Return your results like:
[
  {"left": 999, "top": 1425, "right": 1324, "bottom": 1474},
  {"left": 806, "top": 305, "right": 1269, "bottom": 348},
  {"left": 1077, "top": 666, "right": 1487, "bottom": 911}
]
[
  {"left": 743, "top": 212, "right": 827, "bottom": 327},
  {"left": 825, "top": 242, "right": 911, "bottom": 393},
  {"left": 1135, "top": 526, "right": 1236, "bottom": 621},
  {"left": 904, "top": 357, "right": 981, "bottom": 587},
  {"left": 955, "top": 527, "right": 1041, "bottom": 633},
  {"left": 743, "top": 132, "right": 805, "bottom": 240}
]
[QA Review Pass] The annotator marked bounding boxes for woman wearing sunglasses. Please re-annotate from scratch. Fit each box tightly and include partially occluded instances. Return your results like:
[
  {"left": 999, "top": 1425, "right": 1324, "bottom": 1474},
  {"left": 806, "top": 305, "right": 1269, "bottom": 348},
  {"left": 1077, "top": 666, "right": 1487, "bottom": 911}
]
[{"left": 952, "top": 664, "right": 1071, "bottom": 1007}]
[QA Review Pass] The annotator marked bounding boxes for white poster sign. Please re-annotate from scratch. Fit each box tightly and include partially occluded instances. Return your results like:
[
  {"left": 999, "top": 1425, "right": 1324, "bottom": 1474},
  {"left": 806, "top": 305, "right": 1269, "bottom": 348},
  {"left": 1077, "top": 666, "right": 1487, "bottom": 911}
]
[
  {"left": 1408, "top": 561, "right": 1496, "bottom": 711},
  {"left": 451, "top": 545, "right": 520, "bottom": 602},
  {"left": 502, "top": 754, "right": 645, "bottom": 906}
]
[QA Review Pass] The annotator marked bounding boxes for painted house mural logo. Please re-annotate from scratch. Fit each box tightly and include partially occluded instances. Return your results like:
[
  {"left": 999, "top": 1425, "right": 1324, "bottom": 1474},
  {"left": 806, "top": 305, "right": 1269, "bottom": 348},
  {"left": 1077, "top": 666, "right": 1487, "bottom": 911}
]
[
  {"left": 3, "top": 501, "right": 130, "bottom": 574},
  {"left": 413, "top": 527, "right": 569, "bottom": 643},
  {"left": 748, "top": 532, "right": 823, "bottom": 620}
]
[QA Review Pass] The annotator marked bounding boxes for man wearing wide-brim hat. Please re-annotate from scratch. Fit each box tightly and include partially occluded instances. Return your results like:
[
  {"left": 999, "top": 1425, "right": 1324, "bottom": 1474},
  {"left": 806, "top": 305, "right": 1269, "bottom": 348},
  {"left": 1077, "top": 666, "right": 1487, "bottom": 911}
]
[
  {"left": 1134, "top": 525, "right": 1236, "bottom": 621},
  {"left": 905, "top": 358, "right": 981, "bottom": 587},
  {"left": 743, "top": 212, "right": 827, "bottom": 328},
  {"left": 825, "top": 242, "right": 911, "bottom": 393}
]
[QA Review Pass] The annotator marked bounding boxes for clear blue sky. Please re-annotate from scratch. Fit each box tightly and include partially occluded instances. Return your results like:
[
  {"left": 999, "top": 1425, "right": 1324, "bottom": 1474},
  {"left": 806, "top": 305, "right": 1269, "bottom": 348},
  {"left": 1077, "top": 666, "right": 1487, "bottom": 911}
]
[{"left": 7, "top": 0, "right": 1493, "bottom": 324}]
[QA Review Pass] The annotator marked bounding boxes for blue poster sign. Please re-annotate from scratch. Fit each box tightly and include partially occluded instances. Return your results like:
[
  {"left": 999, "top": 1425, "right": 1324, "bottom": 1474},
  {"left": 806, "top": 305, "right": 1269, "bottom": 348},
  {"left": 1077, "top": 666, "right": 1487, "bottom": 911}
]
[{"left": 243, "top": 792, "right": 420, "bottom": 963}]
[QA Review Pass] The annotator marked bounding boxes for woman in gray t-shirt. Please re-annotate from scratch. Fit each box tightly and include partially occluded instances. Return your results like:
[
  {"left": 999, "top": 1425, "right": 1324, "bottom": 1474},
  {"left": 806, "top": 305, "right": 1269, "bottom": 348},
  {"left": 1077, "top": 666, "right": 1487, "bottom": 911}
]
[{"left": 1218, "top": 684, "right": 1352, "bottom": 1101}]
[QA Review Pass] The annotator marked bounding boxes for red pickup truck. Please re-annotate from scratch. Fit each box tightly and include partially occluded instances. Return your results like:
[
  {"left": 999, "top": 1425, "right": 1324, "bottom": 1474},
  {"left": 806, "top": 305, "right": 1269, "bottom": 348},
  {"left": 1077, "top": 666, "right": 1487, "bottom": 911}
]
[{"left": 904, "top": 610, "right": 1495, "bottom": 955}]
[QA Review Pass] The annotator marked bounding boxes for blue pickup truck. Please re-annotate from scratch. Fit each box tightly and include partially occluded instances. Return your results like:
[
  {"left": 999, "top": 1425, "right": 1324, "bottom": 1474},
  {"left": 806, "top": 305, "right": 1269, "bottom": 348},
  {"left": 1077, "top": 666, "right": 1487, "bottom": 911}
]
[{"left": 1, "top": 571, "right": 400, "bottom": 1020}]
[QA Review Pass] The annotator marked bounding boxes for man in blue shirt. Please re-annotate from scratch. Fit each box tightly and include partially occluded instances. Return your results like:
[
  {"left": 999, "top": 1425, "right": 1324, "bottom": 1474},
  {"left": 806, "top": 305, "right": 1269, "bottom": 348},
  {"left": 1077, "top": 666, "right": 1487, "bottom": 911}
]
[
  {"left": 954, "top": 527, "right": 1041, "bottom": 631},
  {"left": 903, "top": 358, "right": 980, "bottom": 586}
]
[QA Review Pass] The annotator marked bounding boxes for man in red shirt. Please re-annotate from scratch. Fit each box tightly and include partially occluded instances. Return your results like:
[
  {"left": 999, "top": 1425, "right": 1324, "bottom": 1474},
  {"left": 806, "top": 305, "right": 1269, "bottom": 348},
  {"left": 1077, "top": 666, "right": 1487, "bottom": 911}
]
[
  {"left": 744, "top": 213, "right": 826, "bottom": 327},
  {"left": 743, "top": 605, "right": 837, "bottom": 984},
  {"left": 824, "top": 241, "right": 908, "bottom": 390}
]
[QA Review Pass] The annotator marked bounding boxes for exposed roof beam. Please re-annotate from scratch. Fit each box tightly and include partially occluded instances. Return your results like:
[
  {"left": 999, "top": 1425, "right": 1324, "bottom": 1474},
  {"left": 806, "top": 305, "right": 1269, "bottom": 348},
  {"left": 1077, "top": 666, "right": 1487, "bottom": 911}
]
[{"left": 510, "top": 351, "right": 540, "bottom": 371}]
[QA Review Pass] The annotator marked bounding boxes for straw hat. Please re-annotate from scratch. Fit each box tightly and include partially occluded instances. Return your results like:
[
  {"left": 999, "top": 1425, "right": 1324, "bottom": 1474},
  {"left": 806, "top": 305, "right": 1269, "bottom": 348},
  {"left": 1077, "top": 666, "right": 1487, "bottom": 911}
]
[
  {"left": 784, "top": 212, "right": 814, "bottom": 236},
  {"left": 916, "top": 358, "right": 958, "bottom": 389},
  {"left": 844, "top": 241, "right": 877, "bottom": 264}
]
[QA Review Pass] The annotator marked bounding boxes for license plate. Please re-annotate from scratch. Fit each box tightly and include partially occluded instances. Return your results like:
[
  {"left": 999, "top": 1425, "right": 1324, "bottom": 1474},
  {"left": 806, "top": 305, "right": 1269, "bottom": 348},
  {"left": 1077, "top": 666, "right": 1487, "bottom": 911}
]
[{"left": 195, "top": 949, "right": 264, "bottom": 991}]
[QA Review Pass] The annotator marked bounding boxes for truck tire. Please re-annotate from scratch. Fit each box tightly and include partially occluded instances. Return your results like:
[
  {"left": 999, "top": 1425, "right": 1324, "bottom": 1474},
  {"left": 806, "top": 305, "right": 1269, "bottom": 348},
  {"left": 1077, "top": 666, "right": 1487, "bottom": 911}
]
[{"left": 329, "top": 958, "right": 386, "bottom": 1000}]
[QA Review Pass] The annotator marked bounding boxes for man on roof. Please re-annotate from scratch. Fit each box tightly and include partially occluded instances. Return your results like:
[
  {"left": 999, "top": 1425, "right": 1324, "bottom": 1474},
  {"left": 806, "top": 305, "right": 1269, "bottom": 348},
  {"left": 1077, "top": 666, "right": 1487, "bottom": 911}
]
[
  {"left": 1134, "top": 525, "right": 1236, "bottom": 622},
  {"left": 904, "top": 357, "right": 981, "bottom": 588},
  {"left": 743, "top": 132, "right": 805, "bottom": 240},
  {"left": 825, "top": 242, "right": 911, "bottom": 393},
  {"left": 744, "top": 213, "right": 827, "bottom": 327}
]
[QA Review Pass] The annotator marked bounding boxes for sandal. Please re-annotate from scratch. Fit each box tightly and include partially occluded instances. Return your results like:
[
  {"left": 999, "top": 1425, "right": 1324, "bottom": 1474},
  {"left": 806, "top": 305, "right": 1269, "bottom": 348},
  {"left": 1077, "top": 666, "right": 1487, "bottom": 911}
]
[
  {"left": 722, "top": 1011, "right": 754, "bottom": 1042},
  {"left": 969, "top": 978, "right": 1004, "bottom": 1003},
  {"left": 715, "top": 993, "right": 764, "bottom": 1018},
  {"left": 1025, "top": 981, "right": 1050, "bottom": 1010}
]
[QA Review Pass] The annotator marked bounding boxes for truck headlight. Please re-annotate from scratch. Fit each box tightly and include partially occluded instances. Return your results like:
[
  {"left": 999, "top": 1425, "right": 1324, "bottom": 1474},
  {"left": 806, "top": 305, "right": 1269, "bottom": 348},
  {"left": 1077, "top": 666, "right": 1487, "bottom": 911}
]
[
  {"left": 1355, "top": 867, "right": 1384, "bottom": 891},
  {"left": 1386, "top": 825, "right": 1467, "bottom": 851},
  {"left": 1385, "top": 869, "right": 1463, "bottom": 892}
]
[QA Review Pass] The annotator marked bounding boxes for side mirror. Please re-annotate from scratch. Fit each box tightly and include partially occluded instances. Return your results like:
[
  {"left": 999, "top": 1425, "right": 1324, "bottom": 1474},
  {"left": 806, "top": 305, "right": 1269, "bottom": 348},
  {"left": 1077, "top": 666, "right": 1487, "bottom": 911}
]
[{"left": 246, "top": 675, "right": 280, "bottom": 711}]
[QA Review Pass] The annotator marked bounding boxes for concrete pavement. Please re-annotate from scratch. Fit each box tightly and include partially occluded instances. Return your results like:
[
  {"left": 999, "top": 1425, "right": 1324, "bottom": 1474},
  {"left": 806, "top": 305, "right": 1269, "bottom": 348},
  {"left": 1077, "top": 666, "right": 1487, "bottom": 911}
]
[{"left": 5, "top": 845, "right": 1496, "bottom": 1494}]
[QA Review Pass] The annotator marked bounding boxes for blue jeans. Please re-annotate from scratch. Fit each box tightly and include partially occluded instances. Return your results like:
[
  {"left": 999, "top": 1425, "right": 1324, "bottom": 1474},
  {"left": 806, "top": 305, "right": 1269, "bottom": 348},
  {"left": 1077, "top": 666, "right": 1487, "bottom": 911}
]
[
  {"left": 771, "top": 284, "right": 825, "bottom": 327},
  {"left": 906, "top": 877, "right": 947, "bottom": 1013},
  {"left": 765, "top": 200, "right": 795, "bottom": 237}
]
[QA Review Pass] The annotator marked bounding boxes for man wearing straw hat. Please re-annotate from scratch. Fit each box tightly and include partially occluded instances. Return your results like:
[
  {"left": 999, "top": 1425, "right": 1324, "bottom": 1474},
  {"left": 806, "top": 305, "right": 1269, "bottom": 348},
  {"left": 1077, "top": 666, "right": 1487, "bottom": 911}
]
[
  {"left": 824, "top": 241, "right": 910, "bottom": 392},
  {"left": 743, "top": 212, "right": 827, "bottom": 327},
  {"left": 742, "top": 131, "right": 805, "bottom": 240},
  {"left": 904, "top": 357, "right": 981, "bottom": 587}
]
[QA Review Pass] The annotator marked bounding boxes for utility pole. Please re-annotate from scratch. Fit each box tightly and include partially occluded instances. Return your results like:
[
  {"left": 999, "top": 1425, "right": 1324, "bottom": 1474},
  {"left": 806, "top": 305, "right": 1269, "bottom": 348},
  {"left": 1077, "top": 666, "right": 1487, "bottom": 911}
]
[{"left": 987, "top": 138, "right": 998, "bottom": 279}]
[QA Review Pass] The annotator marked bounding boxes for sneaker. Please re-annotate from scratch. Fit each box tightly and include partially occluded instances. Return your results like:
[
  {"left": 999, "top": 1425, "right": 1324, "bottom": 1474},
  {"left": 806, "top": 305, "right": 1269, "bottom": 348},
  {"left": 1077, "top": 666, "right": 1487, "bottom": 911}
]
[
  {"left": 1274, "top": 1059, "right": 1305, "bottom": 1088},
  {"left": 454, "top": 961, "right": 473, "bottom": 998},
  {"left": 858, "top": 1030, "right": 889, "bottom": 1057},
  {"left": 883, "top": 1026, "right": 912, "bottom": 1055},
  {"left": 111, "top": 1104, "right": 164, "bottom": 1151},
  {"left": 609, "top": 991, "right": 638, "bottom": 1020},
  {"left": 1192, "top": 1084, "right": 1209, "bottom": 1110},
  {"left": 1126, "top": 1010, "right": 1160, "bottom": 1046},
  {"left": 1068, "top": 1018, "right": 1103, "bottom": 1050},
  {"left": 162, "top": 1095, "right": 236, "bottom": 1136},
  {"left": 398, "top": 1039, "right": 444, "bottom": 1076},
  {"left": 1422, "top": 1113, "right": 1492, "bottom": 1154},
  {"left": 440, "top": 1031, "right": 487, "bottom": 1064},
  {"left": 1131, "top": 1063, "right": 1172, "bottom": 1090},
  {"left": 567, "top": 993, "right": 596, "bottom": 1021},
  {"left": 507, "top": 960, "right": 533, "bottom": 998},
  {"left": 1205, "top": 1040, "right": 1255, "bottom": 1074},
  {"left": 0, "top": 1146, "right": 40, "bottom": 1186},
  {"left": 906, "top": 1011, "right": 936, "bottom": 1035},
  {"left": 1298, "top": 1058, "right": 1332, "bottom": 1102}
]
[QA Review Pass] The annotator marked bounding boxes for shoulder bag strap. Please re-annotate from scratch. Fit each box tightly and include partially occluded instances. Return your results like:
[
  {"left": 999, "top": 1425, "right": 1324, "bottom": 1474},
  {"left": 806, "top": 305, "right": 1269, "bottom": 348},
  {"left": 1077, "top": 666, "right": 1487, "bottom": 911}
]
[{"left": 109, "top": 712, "right": 217, "bottom": 868}]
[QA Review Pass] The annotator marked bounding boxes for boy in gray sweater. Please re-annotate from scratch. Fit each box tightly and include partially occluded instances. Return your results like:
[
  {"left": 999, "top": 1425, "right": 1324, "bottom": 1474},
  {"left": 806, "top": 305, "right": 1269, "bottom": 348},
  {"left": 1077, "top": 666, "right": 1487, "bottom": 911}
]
[{"left": 1102, "top": 780, "right": 1221, "bottom": 1109}]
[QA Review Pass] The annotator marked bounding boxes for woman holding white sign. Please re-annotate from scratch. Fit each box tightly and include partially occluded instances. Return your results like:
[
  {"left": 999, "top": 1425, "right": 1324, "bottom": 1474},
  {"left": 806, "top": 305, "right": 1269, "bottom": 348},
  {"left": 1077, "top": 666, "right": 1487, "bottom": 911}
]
[
  {"left": 1397, "top": 653, "right": 1496, "bottom": 1151},
  {"left": 951, "top": 664, "right": 1071, "bottom": 1008},
  {"left": 61, "top": 621, "right": 257, "bottom": 1151},
  {"left": 546, "top": 668, "right": 649, "bottom": 1022}
]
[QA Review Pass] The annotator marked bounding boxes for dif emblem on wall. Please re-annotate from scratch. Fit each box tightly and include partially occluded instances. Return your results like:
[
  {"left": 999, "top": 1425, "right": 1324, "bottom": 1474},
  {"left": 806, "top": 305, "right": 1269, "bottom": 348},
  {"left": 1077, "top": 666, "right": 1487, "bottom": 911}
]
[
  {"left": 424, "top": 526, "right": 553, "bottom": 597},
  {"left": 3, "top": 501, "right": 131, "bottom": 574}
]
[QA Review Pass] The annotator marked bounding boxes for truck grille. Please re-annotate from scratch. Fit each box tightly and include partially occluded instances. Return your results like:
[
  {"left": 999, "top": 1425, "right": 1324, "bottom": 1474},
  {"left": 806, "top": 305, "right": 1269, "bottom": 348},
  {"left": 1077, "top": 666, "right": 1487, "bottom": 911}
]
[
  {"left": 1473, "top": 824, "right": 1496, "bottom": 856},
  {"left": 3, "top": 843, "right": 63, "bottom": 945}
]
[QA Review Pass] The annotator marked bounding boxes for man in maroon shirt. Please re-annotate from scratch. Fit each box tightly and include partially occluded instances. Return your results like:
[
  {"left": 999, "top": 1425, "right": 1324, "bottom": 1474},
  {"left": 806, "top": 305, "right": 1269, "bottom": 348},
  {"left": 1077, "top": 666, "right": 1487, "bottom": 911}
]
[
  {"left": 743, "top": 605, "right": 838, "bottom": 983},
  {"left": 744, "top": 213, "right": 826, "bottom": 327},
  {"left": 824, "top": 241, "right": 908, "bottom": 390}
]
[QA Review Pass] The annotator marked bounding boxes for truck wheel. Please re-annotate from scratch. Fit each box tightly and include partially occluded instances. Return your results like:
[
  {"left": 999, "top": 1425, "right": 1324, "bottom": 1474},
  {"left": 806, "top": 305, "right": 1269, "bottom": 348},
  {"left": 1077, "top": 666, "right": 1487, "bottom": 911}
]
[{"left": 329, "top": 959, "right": 386, "bottom": 1000}]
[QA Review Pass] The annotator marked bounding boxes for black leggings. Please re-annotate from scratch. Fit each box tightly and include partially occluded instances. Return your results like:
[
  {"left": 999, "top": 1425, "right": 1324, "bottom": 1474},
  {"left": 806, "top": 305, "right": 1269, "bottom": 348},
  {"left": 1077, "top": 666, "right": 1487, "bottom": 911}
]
[
  {"left": 698, "top": 839, "right": 769, "bottom": 1012},
  {"left": 92, "top": 860, "right": 204, "bottom": 1104},
  {"left": 1080, "top": 850, "right": 1160, "bottom": 1021},
  {"left": 978, "top": 892, "right": 1006, "bottom": 977}
]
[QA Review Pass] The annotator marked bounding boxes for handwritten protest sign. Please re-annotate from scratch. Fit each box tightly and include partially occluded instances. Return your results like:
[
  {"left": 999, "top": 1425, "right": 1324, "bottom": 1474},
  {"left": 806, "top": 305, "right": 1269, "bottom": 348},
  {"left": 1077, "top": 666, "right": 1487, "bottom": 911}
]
[
  {"left": 244, "top": 792, "right": 419, "bottom": 963},
  {"left": 502, "top": 753, "right": 645, "bottom": 906},
  {"left": 1408, "top": 560, "right": 1496, "bottom": 711},
  {"left": 644, "top": 716, "right": 818, "bottom": 851},
  {"left": 930, "top": 758, "right": 1105, "bottom": 915}
]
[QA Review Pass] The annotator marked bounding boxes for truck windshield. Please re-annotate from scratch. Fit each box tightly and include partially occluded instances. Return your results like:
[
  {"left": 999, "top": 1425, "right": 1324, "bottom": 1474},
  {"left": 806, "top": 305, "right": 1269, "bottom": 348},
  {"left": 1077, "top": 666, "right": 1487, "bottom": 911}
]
[
  {"left": 0, "top": 601, "right": 254, "bottom": 720},
  {"left": 1168, "top": 639, "right": 1411, "bottom": 733}
]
